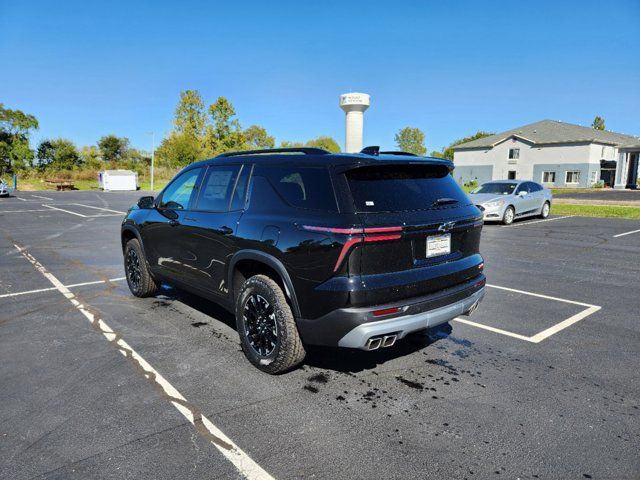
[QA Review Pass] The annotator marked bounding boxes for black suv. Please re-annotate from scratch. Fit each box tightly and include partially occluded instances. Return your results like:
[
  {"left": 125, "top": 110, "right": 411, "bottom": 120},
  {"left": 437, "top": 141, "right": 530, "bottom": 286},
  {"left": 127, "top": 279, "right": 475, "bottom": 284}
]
[{"left": 121, "top": 147, "right": 485, "bottom": 373}]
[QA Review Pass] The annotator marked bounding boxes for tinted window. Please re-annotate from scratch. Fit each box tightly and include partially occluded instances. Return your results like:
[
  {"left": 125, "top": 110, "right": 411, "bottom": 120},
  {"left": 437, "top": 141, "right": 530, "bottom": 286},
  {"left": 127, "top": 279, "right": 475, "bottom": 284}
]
[
  {"left": 195, "top": 165, "right": 240, "bottom": 211},
  {"left": 230, "top": 164, "right": 251, "bottom": 211},
  {"left": 471, "top": 182, "right": 517, "bottom": 195},
  {"left": 515, "top": 183, "right": 530, "bottom": 194},
  {"left": 159, "top": 168, "right": 202, "bottom": 210},
  {"left": 263, "top": 166, "right": 337, "bottom": 212},
  {"left": 347, "top": 164, "right": 468, "bottom": 212}
]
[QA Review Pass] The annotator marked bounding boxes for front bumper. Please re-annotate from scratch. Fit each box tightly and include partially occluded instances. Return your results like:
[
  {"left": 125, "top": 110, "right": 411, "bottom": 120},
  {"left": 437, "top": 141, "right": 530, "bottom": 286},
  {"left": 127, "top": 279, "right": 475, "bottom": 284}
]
[
  {"left": 296, "top": 275, "right": 486, "bottom": 349},
  {"left": 477, "top": 203, "right": 505, "bottom": 221}
]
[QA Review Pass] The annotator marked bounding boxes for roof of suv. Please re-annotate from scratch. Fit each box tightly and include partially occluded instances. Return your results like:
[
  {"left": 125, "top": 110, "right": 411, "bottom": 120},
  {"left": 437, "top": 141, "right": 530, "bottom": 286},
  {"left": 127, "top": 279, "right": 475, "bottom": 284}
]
[{"left": 187, "top": 148, "right": 454, "bottom": 170}]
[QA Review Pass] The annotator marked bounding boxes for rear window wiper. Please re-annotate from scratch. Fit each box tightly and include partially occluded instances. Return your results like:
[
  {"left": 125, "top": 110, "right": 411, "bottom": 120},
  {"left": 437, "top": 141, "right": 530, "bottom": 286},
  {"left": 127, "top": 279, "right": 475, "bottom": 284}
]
[{"left": 431, "top": 197, "right": 459, "bottom": 207}]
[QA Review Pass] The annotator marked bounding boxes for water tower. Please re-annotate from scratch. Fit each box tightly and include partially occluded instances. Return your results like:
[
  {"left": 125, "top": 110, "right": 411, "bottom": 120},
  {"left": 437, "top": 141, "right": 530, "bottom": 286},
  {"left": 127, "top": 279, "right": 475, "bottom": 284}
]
[{"left": 339, "top": 92, "right": 370, "bottom": 153}]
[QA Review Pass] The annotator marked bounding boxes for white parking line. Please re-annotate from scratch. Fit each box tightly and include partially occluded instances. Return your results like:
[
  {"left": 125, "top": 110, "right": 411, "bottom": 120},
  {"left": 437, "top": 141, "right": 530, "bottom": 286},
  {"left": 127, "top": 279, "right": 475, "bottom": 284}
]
[
  {"left": 0, "top": 277, "right": 126, "bottom": 299},
  {"left": 16, "top": 197, "right": 26, "bottom": 202},
  {"left": 453, "top": 284, "right": 601, "bottom": 343},
  {"left": 42, "top": 204, "right": 88, "bottom": 217},
  {"left": 31, "top": 194, "right": 53, "bottom": 200},
  {"left": 0, "top": 209, "right": 52, "bottom": 213},
  {"left": 73, "top": 203, "right": 126, "bottom": 214},
  {"left": 613, "top": 228, "right": 640, "bottom": 238},
  {"left": 13, "top": 244, "right": 273, "bottom": 480},
  {"left": 502, "top": 215, "right": 574, "bottom": 228}
]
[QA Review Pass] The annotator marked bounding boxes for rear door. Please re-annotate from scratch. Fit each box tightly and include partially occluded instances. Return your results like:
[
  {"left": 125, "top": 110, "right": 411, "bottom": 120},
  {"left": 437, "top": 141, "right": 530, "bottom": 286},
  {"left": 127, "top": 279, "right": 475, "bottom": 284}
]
[
  {"left": 514, "top": 182, "right": 537, "bottom": 214},
  {"left": 343, "top": 163, "right": 483, "bottom": 304}
]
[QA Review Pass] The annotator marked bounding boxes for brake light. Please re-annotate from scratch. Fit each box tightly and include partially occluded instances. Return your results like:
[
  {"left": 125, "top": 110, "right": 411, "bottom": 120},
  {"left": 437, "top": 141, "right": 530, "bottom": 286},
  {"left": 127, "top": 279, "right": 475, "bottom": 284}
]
[{"left": 303, "top": 225, "right": 403, "bottom": 271}]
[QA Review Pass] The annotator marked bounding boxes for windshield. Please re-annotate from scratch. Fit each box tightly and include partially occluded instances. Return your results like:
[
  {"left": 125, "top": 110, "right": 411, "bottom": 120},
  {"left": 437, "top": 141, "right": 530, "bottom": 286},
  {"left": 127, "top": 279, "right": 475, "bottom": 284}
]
[{"left": 471, "top": 182, "right": 516, "bottom": 195}]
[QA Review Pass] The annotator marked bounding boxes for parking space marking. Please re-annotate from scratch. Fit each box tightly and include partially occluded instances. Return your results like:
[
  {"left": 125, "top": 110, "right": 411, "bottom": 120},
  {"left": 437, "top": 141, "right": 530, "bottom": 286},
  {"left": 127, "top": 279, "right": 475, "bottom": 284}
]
[
  {"left": 501, "top": 215, "right": 574, "bottom": 228},
  {"left": 13, "top": 243, "right": 273, "bottom": 480},
  {"left": 453, "top": 284, "right": 601, "bottom": 343},
  {"left": 16, "top": 197, "right": 26, "bottom": 202},
  {"left": 0, "top": 209, "right": 52, "bottom": 213},
  {"left": 42, "top": 204, "right": 88, "bottom": 217},
  {"left": 613, "top": 228, "right": 640, "bottom": 238},
  {"left": 31, "top": 194, "right": 53, "bottom": 200},
  {"left": 73, "top": 203, "right": 126, "bottom": 214},
  {"left": 0, "top": 277, "right": 126, "bottom": 299}
]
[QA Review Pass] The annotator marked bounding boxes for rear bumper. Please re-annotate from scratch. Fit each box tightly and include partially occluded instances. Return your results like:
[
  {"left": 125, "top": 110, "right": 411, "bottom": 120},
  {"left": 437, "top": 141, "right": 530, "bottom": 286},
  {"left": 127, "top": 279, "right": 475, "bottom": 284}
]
[{"left": 296, "top": 275, "right": 485, "bottom": 349}]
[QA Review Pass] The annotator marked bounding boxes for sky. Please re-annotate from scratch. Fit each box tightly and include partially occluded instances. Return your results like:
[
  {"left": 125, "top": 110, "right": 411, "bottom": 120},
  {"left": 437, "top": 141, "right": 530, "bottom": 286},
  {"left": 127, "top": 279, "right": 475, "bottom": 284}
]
[{"left": 1, "top": 0, "right": 639, "bottom": 153}]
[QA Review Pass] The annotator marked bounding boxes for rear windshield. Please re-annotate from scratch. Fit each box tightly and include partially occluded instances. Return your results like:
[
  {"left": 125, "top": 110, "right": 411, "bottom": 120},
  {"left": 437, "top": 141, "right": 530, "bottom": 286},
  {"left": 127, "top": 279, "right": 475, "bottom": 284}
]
[
  {"left": 346, "top": 164, "right": 468, "bottom": 212},
  {"left": 263, "top": 166, "right": 338, "bottom": 212},
  {"left": 471, "top": 183, "right": 517, "bottom": 195}
]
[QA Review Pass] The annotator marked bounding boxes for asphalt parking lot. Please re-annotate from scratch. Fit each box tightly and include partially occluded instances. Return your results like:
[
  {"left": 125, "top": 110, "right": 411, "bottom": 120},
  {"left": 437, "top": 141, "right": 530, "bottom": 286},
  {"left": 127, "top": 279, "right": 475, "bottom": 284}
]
[{"left": 1, "top": 191, "right": 639, "bottom": 480}]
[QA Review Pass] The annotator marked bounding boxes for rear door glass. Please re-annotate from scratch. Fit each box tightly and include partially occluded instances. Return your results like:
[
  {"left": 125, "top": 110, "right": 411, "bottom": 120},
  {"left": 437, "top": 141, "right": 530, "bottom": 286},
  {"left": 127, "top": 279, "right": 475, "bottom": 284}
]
[
  {"left": 346, "top": 164, "right": 468, "bottom": 212},
  {"left": 195, "top": 165, "right": 241, "bottom": 212},
  {"left": 263, "top": 166, "right": 338, "bottom": 212}
]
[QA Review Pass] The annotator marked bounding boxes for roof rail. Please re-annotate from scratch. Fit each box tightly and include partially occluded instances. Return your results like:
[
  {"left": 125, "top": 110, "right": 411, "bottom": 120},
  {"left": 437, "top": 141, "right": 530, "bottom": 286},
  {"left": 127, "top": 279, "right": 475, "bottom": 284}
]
[
  {"left": 216, "top": 147, "right": 330, "bottom": 158},
  {"left": 360, "top": 146, "right": 418, "bottom": 157}
]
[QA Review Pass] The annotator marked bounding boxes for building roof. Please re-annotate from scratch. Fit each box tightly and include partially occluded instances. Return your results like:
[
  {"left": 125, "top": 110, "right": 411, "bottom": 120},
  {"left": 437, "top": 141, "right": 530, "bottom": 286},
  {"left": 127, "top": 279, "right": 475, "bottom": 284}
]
[
  {"left": 102, "top": 169, "right": 136, "bottom": 176},
  {"left": 453, "top": 120, "right": 639, "bottom": 150}
]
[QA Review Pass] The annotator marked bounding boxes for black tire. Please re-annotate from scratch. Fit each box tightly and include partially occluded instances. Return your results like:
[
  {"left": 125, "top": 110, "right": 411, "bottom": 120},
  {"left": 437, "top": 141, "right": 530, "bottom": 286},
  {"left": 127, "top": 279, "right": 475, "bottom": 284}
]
[
  {"left": 236, "top": 274, "right": 305, "bottom": 374},
  {"left": 124, "top": 238, "right": 159, "bottom": 298},
  {"left": 539, "top": 201, "right": 551, "bottom": 219},
  {"left": 502, "top": 206, "right": 515, "bottom": 225}
]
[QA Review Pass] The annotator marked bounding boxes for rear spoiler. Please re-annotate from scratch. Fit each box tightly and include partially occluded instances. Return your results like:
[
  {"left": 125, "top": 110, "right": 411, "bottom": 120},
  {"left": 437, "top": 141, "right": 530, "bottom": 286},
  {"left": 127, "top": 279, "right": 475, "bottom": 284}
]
[{"left": 335, "top": 159, "right": 454, "bottom": 174}]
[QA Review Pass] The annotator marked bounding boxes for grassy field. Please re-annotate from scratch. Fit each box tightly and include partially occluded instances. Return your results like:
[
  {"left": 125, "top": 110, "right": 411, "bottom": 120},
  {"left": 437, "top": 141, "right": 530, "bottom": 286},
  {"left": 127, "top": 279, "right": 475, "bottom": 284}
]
[
  {"left": 17, "top": 178, "right": 169, "bottom": 193},
  {"left": 552, "top": 203, "right": 640, "bottom": 220}
]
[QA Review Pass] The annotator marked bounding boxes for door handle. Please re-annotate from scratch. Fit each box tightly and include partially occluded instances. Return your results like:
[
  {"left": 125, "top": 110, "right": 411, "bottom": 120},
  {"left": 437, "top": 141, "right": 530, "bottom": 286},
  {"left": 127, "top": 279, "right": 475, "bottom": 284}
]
[
  {"left": 219, "top": 226, "right": 233, "bottom": 235},
  {"left": 169, "top": 219, "right": 180, "bottom": 227}
]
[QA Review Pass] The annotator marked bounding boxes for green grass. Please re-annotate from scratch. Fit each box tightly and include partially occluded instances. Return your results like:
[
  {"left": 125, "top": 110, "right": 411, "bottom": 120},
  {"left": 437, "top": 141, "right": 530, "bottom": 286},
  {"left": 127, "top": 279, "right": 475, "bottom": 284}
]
[
  {"left": 18, "top": 178, "right": 170, "bottom": 192},
  {"left": 552, "top": 203, "right": 640, "bottom": 219},
  {"left": 550, "top": 187, "right": 601, "bottom": 195}
]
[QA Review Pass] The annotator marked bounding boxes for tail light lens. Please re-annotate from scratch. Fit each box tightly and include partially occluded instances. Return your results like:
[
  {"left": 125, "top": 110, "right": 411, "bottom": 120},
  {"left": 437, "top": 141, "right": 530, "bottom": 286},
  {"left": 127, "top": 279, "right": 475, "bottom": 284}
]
[{"left": 303, "top": 225, "right": 403, "bottom": 271}]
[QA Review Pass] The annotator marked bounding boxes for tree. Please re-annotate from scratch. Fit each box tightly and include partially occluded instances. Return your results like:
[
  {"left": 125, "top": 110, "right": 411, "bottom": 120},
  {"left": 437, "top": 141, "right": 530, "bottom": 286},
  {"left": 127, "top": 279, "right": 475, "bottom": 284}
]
[
  {"left": 305, "top": 136, "right": 340, "bottom": 153},
  {"left": 395, "top": 127, "right": 427, "bottom": 156},
  {"left": 279, "top": 140, "right": 305, "bottom": 148},
  {"left": 244, "top": 125, "right": 275, "bottom": 150},
  {"left": 98, "top": 135, "right": 130, "bottom": 162},
  {"left": 36, "top": 139, "right": 81, "bottom": 171},
  {"left": 205, "top": 96, "right": 245, "bottom": 154},
  {"left": 156, "top": 132, "right": 203, "bottom": 168},
  {"left": 442, "top": 131, "right": 494, "bottom": 160},
  {"left": 0, "top": 104, "right": 38, "bottom": 174},
  {"left": 592, "top": 116, "right": 606, "bottom": 131},
  {"left": 174, "top": 90, "right": 207, "bottom": 138}
]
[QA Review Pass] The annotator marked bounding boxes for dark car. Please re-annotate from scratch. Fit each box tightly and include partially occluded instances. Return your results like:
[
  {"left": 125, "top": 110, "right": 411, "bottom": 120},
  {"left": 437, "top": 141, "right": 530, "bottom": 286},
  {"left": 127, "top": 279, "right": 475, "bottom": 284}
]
[{"left": 121, "top": 147, "right": 486, "bottom": 374}]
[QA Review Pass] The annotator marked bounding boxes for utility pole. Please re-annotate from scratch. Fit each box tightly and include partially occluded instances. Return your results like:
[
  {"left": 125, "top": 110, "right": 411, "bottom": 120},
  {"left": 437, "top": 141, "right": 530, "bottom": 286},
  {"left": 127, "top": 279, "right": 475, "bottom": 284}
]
[{"left": 148, "top": 132, "right": 155, "bottom": 192}]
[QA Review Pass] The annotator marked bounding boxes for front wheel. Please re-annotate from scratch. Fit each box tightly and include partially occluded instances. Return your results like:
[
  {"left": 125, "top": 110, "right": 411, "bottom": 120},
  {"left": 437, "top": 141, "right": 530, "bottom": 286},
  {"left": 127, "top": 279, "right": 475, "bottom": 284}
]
[
  {"left": 124, "top": 238, "right": 159, "bottom": 297},
  {"left": 502, "top": 206, "right": 515, "bottom": 225},
  {"left": 539, "top": 201, "right": 551, "bottom": 219},
  {"left": 236, "top": 275, "right": 306, "bottom": 374}
]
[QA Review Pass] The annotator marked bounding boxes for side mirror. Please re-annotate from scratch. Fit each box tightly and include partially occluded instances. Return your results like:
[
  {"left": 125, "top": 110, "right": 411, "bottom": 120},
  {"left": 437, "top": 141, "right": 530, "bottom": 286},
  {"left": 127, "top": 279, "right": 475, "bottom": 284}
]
[
  {"left": 518, "top": 191, "right": 527, "bottom": 197},
  {"left": 137, "top": 196, "right": 155, "bottom": 209}
]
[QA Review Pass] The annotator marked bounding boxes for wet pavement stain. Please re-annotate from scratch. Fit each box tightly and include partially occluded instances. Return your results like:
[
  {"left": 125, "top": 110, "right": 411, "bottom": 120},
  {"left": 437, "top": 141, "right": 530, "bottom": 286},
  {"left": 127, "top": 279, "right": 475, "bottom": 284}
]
[{"left": 191, "top": 321, "right": 208, "bottom": 328}]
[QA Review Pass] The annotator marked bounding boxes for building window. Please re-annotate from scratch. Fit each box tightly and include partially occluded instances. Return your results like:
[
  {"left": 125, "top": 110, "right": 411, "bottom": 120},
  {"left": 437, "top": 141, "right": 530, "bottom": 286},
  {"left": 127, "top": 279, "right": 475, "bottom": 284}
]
[
  {"left": 590, "top": 170, "right": 598, "bottom": 185},
  {"left": 601, "top": 146, "right": 606, "bottom": 157},
  {"left": 508, "top": 170, "right": 517, "bottom": 180},
  {"left": 565, "top": 171, "right": 580, "bottom": 184},
  {"left": 508, "top": 148, "right": 520, "bottom": 159},
  {"left": 542, "top": 171, "right": 556, "bottom": 183}
]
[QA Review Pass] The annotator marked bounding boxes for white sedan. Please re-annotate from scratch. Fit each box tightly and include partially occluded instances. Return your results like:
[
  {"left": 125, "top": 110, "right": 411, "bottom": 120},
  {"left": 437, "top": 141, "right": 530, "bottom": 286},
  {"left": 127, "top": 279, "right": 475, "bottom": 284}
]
[{"left": 468, "top": 180, "right": 553, "bottom": 225}]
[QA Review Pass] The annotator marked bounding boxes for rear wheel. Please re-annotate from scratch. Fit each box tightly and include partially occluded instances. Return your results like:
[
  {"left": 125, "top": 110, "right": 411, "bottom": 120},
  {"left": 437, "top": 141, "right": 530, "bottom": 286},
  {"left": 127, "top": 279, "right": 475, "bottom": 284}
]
[
  {"left": 502, "top": 206, "right": 515, "bottom": 225},
  {"left": 124, "top": 238, "right": 159, "bottom": 297},
  {"left": 539, "top": 201, "right": 550, "bottom": 219},
  {"left": 236, "top": 275, "right": 305, "bottom": 374}
]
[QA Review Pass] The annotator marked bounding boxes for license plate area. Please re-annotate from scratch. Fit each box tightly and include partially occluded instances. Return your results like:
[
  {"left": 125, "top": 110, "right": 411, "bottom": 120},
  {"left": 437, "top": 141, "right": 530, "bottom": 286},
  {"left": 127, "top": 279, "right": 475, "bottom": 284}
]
[{"left": 426, "top": 233, "right": 451, "bottom": 258}]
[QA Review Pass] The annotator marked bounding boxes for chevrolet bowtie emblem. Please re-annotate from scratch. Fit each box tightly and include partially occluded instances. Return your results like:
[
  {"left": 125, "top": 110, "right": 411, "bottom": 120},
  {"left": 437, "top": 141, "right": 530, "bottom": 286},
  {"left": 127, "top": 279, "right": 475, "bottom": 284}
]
[{"left": 438, "top": 221, "right": 456, "bottom": 233}]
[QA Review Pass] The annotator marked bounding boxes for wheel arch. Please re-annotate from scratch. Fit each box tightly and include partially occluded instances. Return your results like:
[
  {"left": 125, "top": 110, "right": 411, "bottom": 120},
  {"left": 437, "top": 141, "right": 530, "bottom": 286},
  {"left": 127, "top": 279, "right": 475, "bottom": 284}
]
[{"left": 229, "top": 250, "right": 301, "bottom": 318}]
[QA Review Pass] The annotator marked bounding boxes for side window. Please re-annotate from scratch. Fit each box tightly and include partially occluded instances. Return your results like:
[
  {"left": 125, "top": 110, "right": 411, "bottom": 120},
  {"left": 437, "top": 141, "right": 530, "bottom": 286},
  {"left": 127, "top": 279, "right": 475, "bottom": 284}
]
[
  {"left": 529, "top": 182, "right": 542, "bottom": 192},
  {"left": 262, "top": 166, "right": 337, "bottom": 212},
  {"left": 159, "top": 168, "right": 202, "bottom": 210},
  {"left": 195, "top": 165, "right": 241, "bottom": 212},
  {"left": 230, "top": 164, "right": 251, "bottom": 211},
  {"left": 515, "top": 183, "right": 529, "bottom": 194}
]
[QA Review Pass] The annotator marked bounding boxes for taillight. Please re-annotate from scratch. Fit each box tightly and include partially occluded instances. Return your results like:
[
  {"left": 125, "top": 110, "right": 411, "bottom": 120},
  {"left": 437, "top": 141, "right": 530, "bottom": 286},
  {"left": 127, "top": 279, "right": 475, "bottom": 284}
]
[{"left": 302, "top": 225, "right": 403, "bottom": 271}]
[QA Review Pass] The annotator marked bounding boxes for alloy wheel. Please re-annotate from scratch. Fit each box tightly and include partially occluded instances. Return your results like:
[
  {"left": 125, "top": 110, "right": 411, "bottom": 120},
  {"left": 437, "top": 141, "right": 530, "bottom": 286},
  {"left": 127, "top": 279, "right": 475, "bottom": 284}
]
[
  {"left": 243, "top": 294, "right": 278, "bottom": 357},
  {"left": 126, "top": 248, "right": 142, "bottom": 291}
]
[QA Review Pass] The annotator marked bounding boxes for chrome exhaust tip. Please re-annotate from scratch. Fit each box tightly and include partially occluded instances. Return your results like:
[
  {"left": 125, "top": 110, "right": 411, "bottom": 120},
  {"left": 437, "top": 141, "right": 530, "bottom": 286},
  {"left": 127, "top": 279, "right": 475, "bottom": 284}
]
[
  {"left": 382, "top": 335, "right": 397, "bottom": 348},
  {"left": 365, "top": 337, "right": 382, "bottom": 350},
  {"left": 463, "top": 300, "right": 480, "bottom": 316}
]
